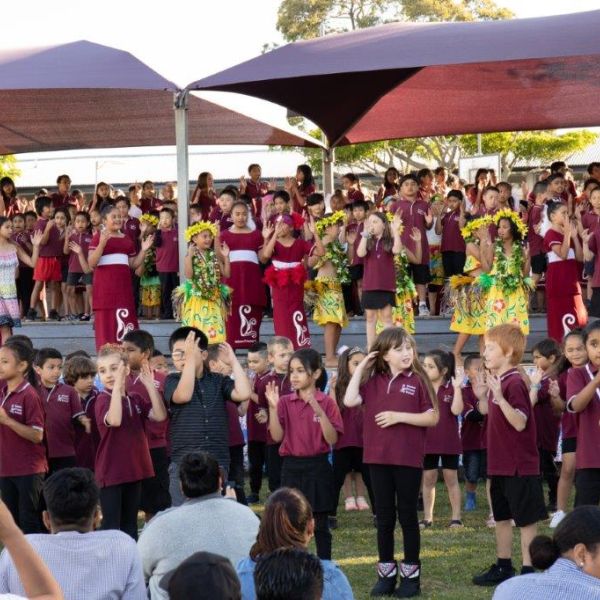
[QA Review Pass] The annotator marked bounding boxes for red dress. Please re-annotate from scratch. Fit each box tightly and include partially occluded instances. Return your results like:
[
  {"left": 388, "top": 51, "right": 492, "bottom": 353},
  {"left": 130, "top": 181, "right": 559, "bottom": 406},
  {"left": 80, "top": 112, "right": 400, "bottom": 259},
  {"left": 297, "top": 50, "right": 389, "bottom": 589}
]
[
  {"left": 543, "top": 229, "right": 587, "bottom": 341},
  {"left": 265, "top": 239, "right": 312, "bottom": 350},
  {"left": 90, "top": 233, "right": 139, "bottom": 349},
  {"left": 221, "top": 229, "right": 266, "bottom": 349}
]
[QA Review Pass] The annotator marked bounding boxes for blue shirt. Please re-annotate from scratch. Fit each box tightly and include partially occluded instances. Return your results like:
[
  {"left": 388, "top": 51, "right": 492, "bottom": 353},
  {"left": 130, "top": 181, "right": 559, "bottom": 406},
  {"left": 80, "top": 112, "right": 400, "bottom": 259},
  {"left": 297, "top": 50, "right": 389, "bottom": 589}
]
[
  {"left": 493, "top": 558, "right": 600, "bottom": 600},
  {"left": 237, "top": 555, "right": 354, "bottom": 600}
]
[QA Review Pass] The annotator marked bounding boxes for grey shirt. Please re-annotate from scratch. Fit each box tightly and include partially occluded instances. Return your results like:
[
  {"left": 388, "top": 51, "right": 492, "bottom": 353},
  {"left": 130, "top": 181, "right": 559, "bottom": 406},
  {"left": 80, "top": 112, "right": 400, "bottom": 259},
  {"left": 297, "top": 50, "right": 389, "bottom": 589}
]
[{"left": 138, "top": 493, "right": 260, "bottom": 600}]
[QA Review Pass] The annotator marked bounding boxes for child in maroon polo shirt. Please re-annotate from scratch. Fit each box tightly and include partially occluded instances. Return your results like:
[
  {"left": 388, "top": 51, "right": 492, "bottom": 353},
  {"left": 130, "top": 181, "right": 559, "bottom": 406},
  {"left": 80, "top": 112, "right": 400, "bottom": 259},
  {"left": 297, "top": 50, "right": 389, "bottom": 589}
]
[
  {"left": 266, "top": 348, "right": 343, "bottom": 562},
  {"left": 140, "top": 181, "right": 163, "bottom": 214},
  {"left": 209, "top": 189, "right": 235, "bottom": 231},
  {"left": 0, "top": 340, "right": 47, "bottom": 534},
  {"left": 473, "top": 324, "right": 547, "bottom": 587},
  {"left": 94, "top": 345, "right": 167, "bottom": 540},
  {"left": 154, "top": 208, "right": 180, "bottom": 320},
  {"left": 344, "top": 327, "right": 437, "bottom": 597},
  {"left": 436, "top": 190, "right": 466, "bottom": 279},
  {"left": 122, "top": 330, "right": 171, "bottom": 521},
  {"left": 33, "top": 348, "right": 89, "bottom": 474}
]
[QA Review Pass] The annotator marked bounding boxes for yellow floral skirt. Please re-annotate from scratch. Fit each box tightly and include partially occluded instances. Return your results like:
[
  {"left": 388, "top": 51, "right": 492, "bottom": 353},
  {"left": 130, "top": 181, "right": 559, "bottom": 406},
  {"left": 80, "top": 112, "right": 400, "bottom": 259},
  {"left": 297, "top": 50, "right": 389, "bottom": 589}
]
[
  {"left": 181, "top": 296, "right": 226, "bottom": 344},
  {"left": 376, "top": 291, "right": 415, "bottom": 335},
  {"left": 311, "top": 278, "right": 348, "bottom": 328},
  {"left": 140, "top": 277, "right": 161, "bottom": 308},
  {"left": 449, "top": 277, "right": 488, "bottom": 335},
  {"left": 484, "top": 285, "right": 530, "bottom": 335}
]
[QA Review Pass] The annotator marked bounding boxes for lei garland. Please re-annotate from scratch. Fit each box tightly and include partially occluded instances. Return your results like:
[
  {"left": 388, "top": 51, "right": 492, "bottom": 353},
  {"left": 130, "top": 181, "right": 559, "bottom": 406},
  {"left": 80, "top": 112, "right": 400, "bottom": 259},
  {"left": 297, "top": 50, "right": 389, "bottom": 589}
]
[
  {"left": 140, "top": 214, "right": 159, "bottom": 227},
  {"left": 315, "top": 240, "right": 350, "bottom": 284},
  {"left": 480, "top": 239, "right": 533, "bottom": 294},
  {"left": 394, "top": 251, "right": 416, "bottom": 298},
  {"left": 142, "top": 243, "right": 158, "bottom": 277},
  {"left": 315, "top": 210, "right": 346, "bottom": 235},
  {"left": 189, "top": 250, "right": 231, "bottom": 303}
]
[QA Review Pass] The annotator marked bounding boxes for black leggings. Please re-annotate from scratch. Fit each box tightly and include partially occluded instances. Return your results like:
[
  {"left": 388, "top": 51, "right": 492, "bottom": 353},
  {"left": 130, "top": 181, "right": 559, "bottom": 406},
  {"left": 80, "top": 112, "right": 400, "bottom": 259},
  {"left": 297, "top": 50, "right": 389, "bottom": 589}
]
[
  {"left": 229, "top": 444, "right": 247, "bottom": 505},
  {"left": 314, "top": 512, "right": 331, "bottom": 560},
  {"left": 539, "top": 448, "right": 558, "bottom": 506},
  {"left": 0, "top": 474, "right": 44, "bottom": 534},
  {"left": 248, "top": 441, "right": 266, "bottom": 495},
  {"left": 100, "top": 480, "right": 142, "bottom": 540},
  {"left": 266, "top": 443, "right": 283, "bottom": 492},
  {"left": 369, "top": 464, "right": 422, "bottom": 564},
  {"left": 332, "top": 446, "right": 374, "bottom": 516},
  {"left": 158, "top": 272, "right": 179, "bottom": 319}
]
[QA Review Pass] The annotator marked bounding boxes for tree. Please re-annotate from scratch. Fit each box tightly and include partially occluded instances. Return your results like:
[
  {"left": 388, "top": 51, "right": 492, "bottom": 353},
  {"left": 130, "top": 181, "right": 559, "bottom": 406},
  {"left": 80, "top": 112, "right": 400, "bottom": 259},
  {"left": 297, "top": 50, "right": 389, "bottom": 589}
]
[{"left": 0, "top": 155, "right": 20, "bottom": 180}]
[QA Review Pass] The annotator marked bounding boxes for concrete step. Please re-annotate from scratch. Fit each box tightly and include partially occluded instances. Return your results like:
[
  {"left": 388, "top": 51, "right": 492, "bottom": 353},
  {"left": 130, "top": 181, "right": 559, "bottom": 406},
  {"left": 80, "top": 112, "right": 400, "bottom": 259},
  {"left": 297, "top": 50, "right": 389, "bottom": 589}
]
[{"left": 17, "top": 314, "right": 549, "bottom": 358}]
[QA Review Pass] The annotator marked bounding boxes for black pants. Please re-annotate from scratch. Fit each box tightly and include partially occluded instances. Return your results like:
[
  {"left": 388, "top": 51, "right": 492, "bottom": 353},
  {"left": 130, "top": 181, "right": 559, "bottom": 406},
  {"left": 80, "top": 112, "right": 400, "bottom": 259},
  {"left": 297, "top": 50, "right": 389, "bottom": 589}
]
[
  {"left": 332, "top": 446, "right": 374, "bottom": 516},
  {"left": 132, "top": 273, "right": 141, "bottom": 312},
  {"left": 539, "top": 448, "right": 558, "bottom": 506},
  {"left": 229, "top": 444, "right": 247, "bottom": 505},
  {"left": 314, "top": 512, "right": 331, "bottom": 561},
  {"left": 248, "top": 441, "right": 266, "bottom": 495},
  {"left": 140, "top": 447, "right": 172, "bottom": 514},
  {"left": 100, "top": 480, "right": 142, "bottom": 540},
  {"left": 16, "top": 266, "right": 34, "bottom": 315},
  {"left": 369, "top": 464, "right": 422, "bottom": 564},
  {"left": 48, "top": 455, "right": 77, "bottom": 477},
  {"left": 575, "top": 469, "right": 600, "bottom": 507},
  {"left": 0, "top": 474, "right": 45, "bottom": 534},
  {"left": 158, "top": 272, "right": 179, "bottom": 319},
  {"left": 267, "top": 443, "right": 283, "bottom": 492},
  {"left": 442, "top": 251, "right": 466, "bottom": 278}
]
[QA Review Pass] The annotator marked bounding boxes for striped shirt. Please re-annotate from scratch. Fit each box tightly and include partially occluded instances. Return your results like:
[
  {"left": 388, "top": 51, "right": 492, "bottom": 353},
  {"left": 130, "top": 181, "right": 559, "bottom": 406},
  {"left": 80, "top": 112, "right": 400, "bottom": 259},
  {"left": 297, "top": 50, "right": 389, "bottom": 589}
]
[
  {"left": 0, "top": 530, "right": 146, "bottom": 600},
  {"left": 493, "top": 558, "right": 600, "bottom": 600},
  {"left": 164, "top": 371, "right": 235, "bottom": 470}
]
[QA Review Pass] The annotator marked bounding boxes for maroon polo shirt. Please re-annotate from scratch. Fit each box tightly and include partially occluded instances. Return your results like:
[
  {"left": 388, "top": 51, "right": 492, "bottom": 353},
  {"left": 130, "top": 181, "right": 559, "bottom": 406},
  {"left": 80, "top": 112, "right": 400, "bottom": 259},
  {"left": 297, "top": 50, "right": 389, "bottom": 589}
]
[
  {"left": 347, "top": 189, "right": 365, "bottom": 204},
  {"left": 440, "top": 210, "right": 465, "bottom": 253},
  {"left": 121, "top": 217, "right": 141, "bottom": 251},
  {"left": 461, "top": 385, "right": 485, "bottom": 452},
  {"left": 256, "top": 371, "right": 293, "bottom": 446},
  {"left": 227, "top": 400, "right": 245, "bottom": 447},
  {"left": 425, "top": 381, "right": 461, "bottom": 455},
  {"left": 94, "top": 391, "right": 154, "bottom": 487},
  {"left": 362, "top": 239, "right": 396, "bottom": 292},
  {"left": 34, "top": 219, "right": 64, "bottom": 258},
  {"left": 11, "top": 231, "right": 32, "bottom": 268},
  {"left": 155, "top": 227, "right": 179, "bottom": 273},
  {"left": 391, "top": 197, "right": 431, "bottom": 264},
  {"left": 74, "top": 388, "right": 100, "bottom": 471},
  {"left": 67, "top": 232, "right": 93, "bottom": 273},
  {"left": 277, "top": 390, "right": 343, "bottom": 457},
  {"left": 559, "top": 369, "right": 577, "bottom": 441},
  {"left": 588, "top": 232, "right": 600, "bottom": 288},
  {"left": 359, "top": 371, "right": 433, "bottom": 467},
  {"left": 0, "top": 382, "right": 47, "bottom": 477},
  {"left": 50, "top": 192, "right": 75, "bottom": 209},
  {"left": 335, "top": 406, "right": 363, "bottom": 450},
  {"left": 582, "top": 210, "right": 600, "bottom": 234},
  {"left": 486, "top": 368, "right": 539, "bottom": 477},
  {"left": 140, "top": 196, "right": 162, "bottom": 214},
  {"left": 534, "top": 377, "right": 561, "bottom": 453},
  {"left": 247, "top": 371, "right": 271, "bottom": 444},
  {"left": 209, "top": 207, "right": 234, "bottom": 231},
  {"left": 567, "top": 364, "right": 600, "bottom": 469},
  {"left": 125, "top": 370, "right": 167, "bottom": 450},
  {"left": 245, "top": 179, "right": 269, "bottom": 217},
  {"left": 37, "top": 383, "right": 84, "bottom": 459}
]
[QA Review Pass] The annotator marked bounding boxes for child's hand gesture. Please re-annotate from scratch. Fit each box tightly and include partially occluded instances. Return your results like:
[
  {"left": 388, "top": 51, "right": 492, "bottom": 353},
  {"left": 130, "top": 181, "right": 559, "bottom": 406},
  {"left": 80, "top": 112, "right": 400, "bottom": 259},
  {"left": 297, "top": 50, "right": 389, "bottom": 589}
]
[
  {"left": 45, "top": 219, "right": 54, "bottom": 231},
  {"left": 392, "top": 212, "right": 403, "bottom": 232},
  {"left": 183, "top": 331, "right": 199, "bottom": 361},
  {"left": 375, "top": 411, "right": 399, "bottom": 428},
  {"left": 452, "top": 366, "right": 464, "bottom": 390},
  {"left": 549, "top": 379, "right": 560, "bottom": 398},
  {"left": 99, "top": 228, "right": 111, "bottom": 245},
  {"left": 141, "top": 234, "right": 154, "bottom": 252},
  {"left": 487, "top": 374, "right": 503, "bottom": 402},
  {"left": 79, "top": 415, "right": 92, "bottom": 434},
  {"left": 69, "top": 241, "right": 83, "bottom": 255},
  {"left": 218, "top": 342, "right": 237, "bottom": 367},
  {"left": 255, "top": 409, "right": 268, "bottom": 424},
  {"left": 359, "top": 351, "right": 378, "bottom": 371},
  {"left": 409, "top": 227, "right": 421, "bottom": 243},
  {"left": 530, "top": 367, "right": 544, "bottom": 387},
  {"left": 239, "top": 176, "right": 247, "bottom": 192},
  {"left": 139, "top": 362, "right": 155, "bottom": 391},
  {"left": 346, "top": 230, "right": 357, "bottom": 245},
  {"left": 114, "top": 362, "right": 128, "bottom": 392},
  {"left": 472, "top": 371, "right": 488, "bottom": 401},
  {"left": 262, "top": 222, "right": 275, "bottom": 240},
  {"left": 140, "top": 220, "right": 148, "bottom": 235},
  {"left": 31, "top": 230, "right": 43, "bottom": 247},
  {"left": 581, "top": 228, "right": 591, "bottom": 245},
  {"left": 265, "top": 381, "right": 280, "bottom": 409},
  {"left": 220, "top": 241, "right": 230, "bottom": 257},
  {"left": 269, "top": 178, "right": 277, "bottom": 190}
]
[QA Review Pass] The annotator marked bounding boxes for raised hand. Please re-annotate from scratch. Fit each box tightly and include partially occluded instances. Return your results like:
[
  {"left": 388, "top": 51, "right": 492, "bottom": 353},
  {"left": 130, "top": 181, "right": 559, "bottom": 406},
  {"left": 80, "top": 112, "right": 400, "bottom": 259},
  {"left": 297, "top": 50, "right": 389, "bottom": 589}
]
[
  {"left": 139, "top": 361, "right": 155, "bottom": 390},
  {"left": 530, "top": 367, "right": 544, "bottom": 387},
  {"left": 265, "top": 381, "right": 280, "bottom": 409},
  {"left": 262, "top": 222, "right": 275, "bottom": 240},
  {"left": 184, "top": 330, "right": 199, "bottom": 360},
  {"left": 218, "top": 342, "right": 237, "bottom": 366},
  {"left": 239, "top": 176, "right": 247, "bottom": 192},
  {"left": 255, "top": 409, "right": 268, "bottom": 424},
  {"left": 141, "top": 234, "right": 154, "bottom": 252},
  {"left": 549, "top": 379, "right": 561, "bottom": 398},
  {"left": 31, "top": 230, "right": 43, "bottom": 247},
  {"left": 487, "top": 374, "right": 503, "bottom": 402},
  {"left": 69, "top": 241, "right": 83, "bottom": 255},
  {"left": 220, "top": 241, "right": 230, "bottom": 257},
  {"left": 409, "top": 227, "right": 421, "bottom": 243}
]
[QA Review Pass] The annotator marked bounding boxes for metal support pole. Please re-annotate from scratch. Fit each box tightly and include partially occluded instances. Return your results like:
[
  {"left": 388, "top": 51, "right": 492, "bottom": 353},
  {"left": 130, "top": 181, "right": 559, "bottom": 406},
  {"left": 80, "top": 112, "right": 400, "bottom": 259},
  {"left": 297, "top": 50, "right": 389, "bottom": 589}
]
[
  {"left": 175, "top": 90, "right": 190, "bottom": 281},
  {"left": 322, "top": 147, "right": 335, "bottom": 196},
  {"left": 477, "top": 133, "right": 482, "bottom": 156}
]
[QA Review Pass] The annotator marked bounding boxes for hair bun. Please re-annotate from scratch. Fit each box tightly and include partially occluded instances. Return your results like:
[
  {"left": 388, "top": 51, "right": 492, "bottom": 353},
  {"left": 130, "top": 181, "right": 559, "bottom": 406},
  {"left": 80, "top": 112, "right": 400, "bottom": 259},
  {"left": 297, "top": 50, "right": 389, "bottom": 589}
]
[{"left": 530, "top": 535, "right": 559, "bottom": 570}]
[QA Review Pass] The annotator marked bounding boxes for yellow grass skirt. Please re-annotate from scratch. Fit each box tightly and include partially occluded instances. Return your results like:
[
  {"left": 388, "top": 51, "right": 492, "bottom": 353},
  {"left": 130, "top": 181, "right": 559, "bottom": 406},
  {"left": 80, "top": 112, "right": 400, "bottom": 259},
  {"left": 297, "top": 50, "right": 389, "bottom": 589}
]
[
  {"left": 306, "top": 278, "right": 348, "bottom": 328},
  {"left": 181, "top": 296, "right": 226, "bottom": 344}
]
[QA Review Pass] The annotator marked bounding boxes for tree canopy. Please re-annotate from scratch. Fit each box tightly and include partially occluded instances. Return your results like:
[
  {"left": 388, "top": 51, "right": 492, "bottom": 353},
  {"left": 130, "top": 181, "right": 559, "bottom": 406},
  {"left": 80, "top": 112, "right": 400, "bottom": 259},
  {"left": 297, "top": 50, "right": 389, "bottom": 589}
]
[{"left": 0, "top": 155, "right": 20, "bottom": 180}]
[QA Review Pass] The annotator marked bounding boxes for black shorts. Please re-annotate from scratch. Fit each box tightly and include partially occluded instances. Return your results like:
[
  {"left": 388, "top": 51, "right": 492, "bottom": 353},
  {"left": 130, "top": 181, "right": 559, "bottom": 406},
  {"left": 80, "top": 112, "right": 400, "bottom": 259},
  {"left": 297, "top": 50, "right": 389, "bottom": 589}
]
[
  {"left": 361, "top": 290, "right": 395, "bottom": 310},
  {"left": 409, "top": 263, "right": 431, "bottom": 285},
  {"left": 490, "top": 475, "right": 547, "bottom": 527},
  {"left": 591, "top": 288, "right": 600, "bottom": 319},
  {"left": 66, "top": 272, "right": 93, "bottom": 286},
  {"left": 562, "top": 437, "right": 577, "bottom": 454},
  {"left": 140, "top": 446, "right": 172, "bottom": 514},
  {"left": 349, "top": 264, "right": 363, "bottom": 281},
  {"left": 463, "top": 449, "right": 487, "bottom": 483},
  {"left": 423, "top": 454, "right": 459, "bottom": 471},
  {"left": 442, "top": 251, "right": 466, "bottom": 278},
  {"left": 531, "top": 254, "right": 548, "bottom": 276},
  {"left": 575, "top": 468, "right": 600, "bottom": 507},
  {"left": 61, "top": 262, "right": 69, "bottom": 283}
]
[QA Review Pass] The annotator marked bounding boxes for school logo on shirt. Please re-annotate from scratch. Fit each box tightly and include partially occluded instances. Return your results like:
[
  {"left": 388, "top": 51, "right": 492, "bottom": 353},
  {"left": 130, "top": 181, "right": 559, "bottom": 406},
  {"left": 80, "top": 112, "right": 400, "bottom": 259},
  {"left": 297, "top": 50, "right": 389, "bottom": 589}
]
[
  {"left": 313, "top": 413, "right": 321, "bottom": 423},
  {"left": 9, "top": 404, "right": 23, "bottom": 416},
  {"left": 129, "top": 224, "right": 137, "bottom": 230},
  {"left": 442, "top": 394, "right": 453, "bottom": 403},
  {"left": 400, "top": 384, "right": 417, "bottom": 396},
  {"left": 57, "top": 394, "right": 70, "bottom": 403}
]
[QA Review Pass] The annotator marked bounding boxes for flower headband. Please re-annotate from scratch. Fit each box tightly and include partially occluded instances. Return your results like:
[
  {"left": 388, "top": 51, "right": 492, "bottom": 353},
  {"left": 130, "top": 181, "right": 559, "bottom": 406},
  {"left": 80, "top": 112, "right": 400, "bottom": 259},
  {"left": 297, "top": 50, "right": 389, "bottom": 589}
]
[
  {"left": 493, "top": 208, "right": 528, "bottom": 237},
  {"left": 316, "top": 210, "right": 346, "bottom": 235},
  {"left": 385, "top": 211, "right": 404, "bottom": 235},
  {"left": 185, "top": 221, "right": 217, "bottom": 242},
  {"left": 460, "top": 215, "right": 493, "bottom": 242},
  {"left": 140, "top": 214, "right": 159, "bottom": 227}
]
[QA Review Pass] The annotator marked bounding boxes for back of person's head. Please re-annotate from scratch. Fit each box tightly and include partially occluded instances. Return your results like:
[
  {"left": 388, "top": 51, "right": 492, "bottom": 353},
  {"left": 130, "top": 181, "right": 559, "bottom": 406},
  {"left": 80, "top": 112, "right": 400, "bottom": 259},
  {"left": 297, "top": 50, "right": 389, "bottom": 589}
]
[
  {"left": 306, "top": 192, "right": 324, "bottom": 207},
  {"left": 254, "top": 548, "right": 323, "bottom": 600},
  {"left": 43, "top": 468, "right": 99, "bottom": 531},
  {"left": 169, "top": 326, "right": 208, "bottom": 351},
  {"left": 4, "top": 334, "right": 34, "bottom": 350},
  {"left": 160, "top": 551, "right": 241, "bottom": 600},
  {"left": 179, "top": 452, "right": 220, "bottom": 499},
  {"left": 250, "top": 488, "right": 313, "bottom": 560},
  {"left": 533, "top": 180, "right": 549, "bottom": 195},
  {"left": 530, "top": 505, "right": 600, "bottom": 570},
  {"left": 34, "top": 195, "right": 52, "bottom": 216}
]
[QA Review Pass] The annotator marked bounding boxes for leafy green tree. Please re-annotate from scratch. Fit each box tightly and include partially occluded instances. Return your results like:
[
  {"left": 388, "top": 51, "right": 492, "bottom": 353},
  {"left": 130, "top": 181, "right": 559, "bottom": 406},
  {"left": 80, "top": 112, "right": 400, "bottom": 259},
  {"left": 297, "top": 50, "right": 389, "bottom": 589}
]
[{"left": 0, "top": 155, "right": 20, "bottom": 180}]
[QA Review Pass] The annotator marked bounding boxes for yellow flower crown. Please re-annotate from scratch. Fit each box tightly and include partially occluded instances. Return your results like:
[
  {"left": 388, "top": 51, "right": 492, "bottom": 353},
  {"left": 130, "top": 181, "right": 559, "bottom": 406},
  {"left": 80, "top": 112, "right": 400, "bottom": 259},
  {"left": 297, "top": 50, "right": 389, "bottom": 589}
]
[
  {"left": 386, "top": 211, "right": 404, "bottom": 235},
  {"left": 316, "top": 210, "right": 346, "bottom": 235},
  {"left": 493, "top": 208, "right": 528, "bottom": 238},
  {"left": 140, "top": 214, "right": 159, "bottom": 227},
  {"left": 461, "top": 215, "right": 493, "bottom": 241},
  {"left": 185, "top": 221, "right": 217, "bottom": 242}
]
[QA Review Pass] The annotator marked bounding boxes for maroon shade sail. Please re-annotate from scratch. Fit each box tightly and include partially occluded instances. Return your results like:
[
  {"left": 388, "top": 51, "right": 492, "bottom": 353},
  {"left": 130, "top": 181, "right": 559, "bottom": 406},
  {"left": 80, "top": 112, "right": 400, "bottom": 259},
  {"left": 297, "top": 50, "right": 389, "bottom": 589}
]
[
  {"left": 0, "top": 40, "right": 322, "bottom": 153},
  {"left": 189, "top": 10, "right": 600, "bottom": 147}
]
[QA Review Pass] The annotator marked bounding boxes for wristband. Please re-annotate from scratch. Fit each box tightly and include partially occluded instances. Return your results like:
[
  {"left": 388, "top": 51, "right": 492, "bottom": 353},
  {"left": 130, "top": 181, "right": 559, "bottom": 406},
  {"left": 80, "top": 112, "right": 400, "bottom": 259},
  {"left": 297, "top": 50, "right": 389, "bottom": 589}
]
[
  {"left": 530, "top": 383, "right": 542, "bottom": 391},
  {"left": 360, "top": 232, "right": 371, "bottom": 239}
]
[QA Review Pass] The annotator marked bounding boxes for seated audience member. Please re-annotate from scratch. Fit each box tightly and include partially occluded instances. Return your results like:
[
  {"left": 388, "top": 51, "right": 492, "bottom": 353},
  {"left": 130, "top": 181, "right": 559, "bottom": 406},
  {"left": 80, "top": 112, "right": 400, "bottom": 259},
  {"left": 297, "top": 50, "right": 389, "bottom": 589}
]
[
  {"left": 493, "top": 506, "right": 600, "bottom": 599},
  {"left": 0, "top": 468, "right": 145, "bottom": 600},
  {"left": 237, "top": 487, "right": 354, "bottom": 600},
  {"left": 0, "top": 498, "right": 62, "bottom": 600},
  {"left": 159, "top": 552, "right": 241, "bottom": 600},
  {"left": 138, "top": 452, "right": 259, "bottom": 600},
  {"left": 254, "top": 548, "right": 323, "bottom": 600}
]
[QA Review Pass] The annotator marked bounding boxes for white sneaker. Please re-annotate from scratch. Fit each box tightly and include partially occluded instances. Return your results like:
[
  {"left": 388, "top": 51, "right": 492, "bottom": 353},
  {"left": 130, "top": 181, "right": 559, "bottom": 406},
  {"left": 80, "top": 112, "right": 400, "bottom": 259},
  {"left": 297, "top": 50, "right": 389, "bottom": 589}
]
[
  {"left": 418, "top": 303, "right": 430, "bottom": 317},
  {"left": 549, "top": 510, "right": 566, "bottom": 529}
]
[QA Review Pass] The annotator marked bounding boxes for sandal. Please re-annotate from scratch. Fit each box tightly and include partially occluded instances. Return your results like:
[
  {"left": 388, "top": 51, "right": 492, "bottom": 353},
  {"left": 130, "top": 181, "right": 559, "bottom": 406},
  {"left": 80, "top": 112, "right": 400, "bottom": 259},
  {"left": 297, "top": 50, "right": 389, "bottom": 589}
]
[
  {"left": 344, "top": 496, "right": 358, "bottom": 511},
  {"left": 449, "top": 519, "right": 464, "bottom": 528},
  {"left": 418, "top": 519, "right": 433, "bottom": 529},
  {"left": 356, "top": 496, "right": 370, "bottom": 511}
]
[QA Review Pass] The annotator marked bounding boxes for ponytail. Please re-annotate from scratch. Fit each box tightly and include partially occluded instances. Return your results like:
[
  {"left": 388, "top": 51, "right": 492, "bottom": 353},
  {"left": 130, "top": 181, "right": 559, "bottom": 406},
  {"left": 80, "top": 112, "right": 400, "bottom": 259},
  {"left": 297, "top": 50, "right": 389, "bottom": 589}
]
[{"left": 3, "top": 340, "right": 37, "bottom": 387}]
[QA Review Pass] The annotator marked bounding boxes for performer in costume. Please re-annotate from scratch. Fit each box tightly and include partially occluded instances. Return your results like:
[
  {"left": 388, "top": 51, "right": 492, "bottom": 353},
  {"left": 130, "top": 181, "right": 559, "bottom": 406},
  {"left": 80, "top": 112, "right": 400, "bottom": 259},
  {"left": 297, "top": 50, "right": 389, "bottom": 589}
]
[
  {"left": 306, "top": 211, "right": 347, "bottom": 368},
  {"left": 88, "top": 205, "right": 153, "bottom": 350},
  {"left": 480, "top": 209, "right": 533, "bottom": 334},
  {"left": 220, "top": 200, "right": 267, "bottom": 349},
  {"left": 262, "top": 214, "right": 320, "bottom": 350},
  {"left": 137, "top": 214, "right": 161, "bottom": 320},
  {"left": 172, "top": 221, "right": 231, "bottom": 344}
]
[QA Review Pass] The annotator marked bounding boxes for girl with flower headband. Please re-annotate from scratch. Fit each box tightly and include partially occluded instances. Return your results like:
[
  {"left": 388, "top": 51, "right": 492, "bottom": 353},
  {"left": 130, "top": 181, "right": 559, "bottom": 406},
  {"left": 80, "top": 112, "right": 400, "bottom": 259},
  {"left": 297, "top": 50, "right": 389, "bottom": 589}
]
[
  {"left": 172, "top": 221, "right": 231, "bottom": 344},
  {"left": 220, "top": 200, "right": 267, "bottom": 349},
  {"left": 480, "top": 209, "right": 534, "bottom": 334},
  {"left": 261, "top": 214, "right": 322, "bottom": 350},
  {"left": 137, "top": 213, "right": 161, "bottom": 320},
  {"left": 306, "top": 211, "right": 349, "bottom": 368}
]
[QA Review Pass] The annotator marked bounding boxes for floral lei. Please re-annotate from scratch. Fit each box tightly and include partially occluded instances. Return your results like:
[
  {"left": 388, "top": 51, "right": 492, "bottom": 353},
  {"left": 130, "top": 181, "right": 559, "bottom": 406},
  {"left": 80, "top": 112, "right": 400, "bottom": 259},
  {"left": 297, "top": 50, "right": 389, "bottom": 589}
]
[
  {"left": 394, "top": 251, "right": 417, "bottom": 298},
  {"left": 480, "top": 239, "right": 533, "bottom": 294},
  {"left": 191, "top": 249, "right": 223, "bottom": 300},
  {"left": 315, "top": 240, "right": 350, "bottom": 284}
]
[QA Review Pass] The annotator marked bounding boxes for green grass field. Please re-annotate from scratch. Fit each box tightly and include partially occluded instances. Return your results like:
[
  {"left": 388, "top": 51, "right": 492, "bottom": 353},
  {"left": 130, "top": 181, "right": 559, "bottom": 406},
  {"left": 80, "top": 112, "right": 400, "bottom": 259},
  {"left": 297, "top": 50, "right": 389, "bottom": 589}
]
[{"left": 249, "top": 481, "right": 555, "bottom": 600}]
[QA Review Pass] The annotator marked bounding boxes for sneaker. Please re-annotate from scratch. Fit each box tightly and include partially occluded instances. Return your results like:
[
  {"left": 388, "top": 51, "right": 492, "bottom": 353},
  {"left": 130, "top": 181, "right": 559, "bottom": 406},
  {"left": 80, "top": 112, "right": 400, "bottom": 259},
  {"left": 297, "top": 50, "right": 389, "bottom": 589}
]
[
  {"left": 246, "top": 493, "right": 259, "bottom": 505},
  {"left": 371, "top": 562, "right": 397, "bottom": 597},
  {"left": 486, "top": 514, "right": 496, "bottom": 528},
  {"left": 449, "top": 519, "right": 464, "bottom": 528},
  {"left": 25, "top": 308, "right": 38, "bottom": 321},
  {"left": 549, "top": 510, "right": 566, "bottom": 529},
  {"left": 356, "top": 496, "right": 370, "bottom": 511},
  {"left": 418, "top": 519, "right": 433, "bottom": 529},
  {"left": 464, "top": 492, "right": 476, "bottom": 512},
  {"left": 395, "top": 563, "right": 420, "bottom": 598},
  {"left": 345, "top": 496, "right": 358, "bottom": 511},
  {"left": 48, "top": 309, "right": 61, "bottom": 321},
  {"left": 79, "top": 314, "right": 91, "bottom": 322},
  {"left": 418, "top": 303, "right": 430, "bottom": 317},
  {"left": 472, "top": 563, "right": 515, "bottom": 587}
]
